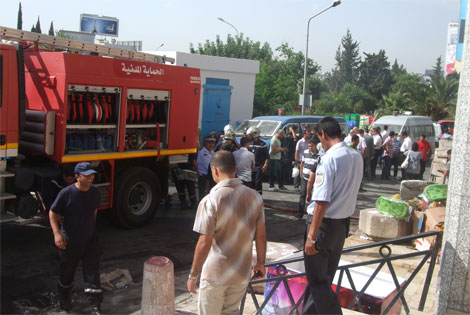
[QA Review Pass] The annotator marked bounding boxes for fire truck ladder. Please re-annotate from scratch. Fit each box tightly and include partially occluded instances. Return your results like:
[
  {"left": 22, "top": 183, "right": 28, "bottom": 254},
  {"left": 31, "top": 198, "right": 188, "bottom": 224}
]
[{"left": 0, "top": 25, "right": 174, "bottom": 64}]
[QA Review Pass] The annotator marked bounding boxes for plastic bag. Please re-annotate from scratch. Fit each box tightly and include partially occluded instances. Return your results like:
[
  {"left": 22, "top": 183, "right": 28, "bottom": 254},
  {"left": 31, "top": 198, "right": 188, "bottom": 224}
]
[{"left": 292, "top": 166, "right": 299, "bottom": 178}]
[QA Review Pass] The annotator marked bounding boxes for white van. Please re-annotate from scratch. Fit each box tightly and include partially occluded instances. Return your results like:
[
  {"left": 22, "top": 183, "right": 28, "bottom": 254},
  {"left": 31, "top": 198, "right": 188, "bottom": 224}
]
[{"left": 371, "top": 115, "right": 435, "bottom": 153}]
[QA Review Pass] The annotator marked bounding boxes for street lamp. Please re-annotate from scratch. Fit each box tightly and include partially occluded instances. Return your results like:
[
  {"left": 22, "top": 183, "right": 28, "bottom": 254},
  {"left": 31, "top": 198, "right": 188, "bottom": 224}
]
[
  {"left": 155, "top": 43, "right": 164, "bottom": 51},
  {"left": 217, "top": 17, "right": 239, "bottom": 37},
  {"left": 301, "top": 0, "right": 341, "bottom": 115}
]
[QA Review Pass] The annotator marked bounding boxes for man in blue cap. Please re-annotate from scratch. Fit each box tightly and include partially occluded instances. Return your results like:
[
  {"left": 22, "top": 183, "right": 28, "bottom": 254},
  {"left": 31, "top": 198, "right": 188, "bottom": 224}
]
[{"left": 49, "top": 162, "right": 102, "bottom": 314}]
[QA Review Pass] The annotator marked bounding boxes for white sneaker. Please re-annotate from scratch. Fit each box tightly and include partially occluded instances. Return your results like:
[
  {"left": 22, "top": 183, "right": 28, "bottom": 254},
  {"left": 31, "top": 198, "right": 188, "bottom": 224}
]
[{"left": 268, "top": 187, "right": 278, "bottom": 192}]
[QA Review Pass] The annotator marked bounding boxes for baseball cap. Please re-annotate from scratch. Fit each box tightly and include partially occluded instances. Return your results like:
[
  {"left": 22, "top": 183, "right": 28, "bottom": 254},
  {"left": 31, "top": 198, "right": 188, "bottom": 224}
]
[
  {"left": 74, "top": 162, "right": 97, "bottom": 175},
  {"left": 205, "top": 136, "right": 216, "bottom": 142}
]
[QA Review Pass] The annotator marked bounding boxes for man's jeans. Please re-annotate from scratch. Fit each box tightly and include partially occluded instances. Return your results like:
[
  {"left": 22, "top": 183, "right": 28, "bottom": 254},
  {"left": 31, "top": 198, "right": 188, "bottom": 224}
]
[{"left": 268, "top": 159, "right": 283, "bottom": 188}]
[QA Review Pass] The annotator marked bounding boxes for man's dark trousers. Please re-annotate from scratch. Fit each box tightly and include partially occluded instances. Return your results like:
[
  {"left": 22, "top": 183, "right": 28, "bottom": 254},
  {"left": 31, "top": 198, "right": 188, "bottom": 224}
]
[
  {"left": 59, "top": 238, "right": 102, "bottom": 304},
  {"left": 303, "top": 217, "right": 347, "bottom": 314},
  {"left": 298, "top": 177, "right": 308, "bottom": 216},
  {"left": 252, "top": 165, "right": 264, "bottom": 194},
  {"left": 268, "top": 159, "right": 283, "bottom": 188},
  {"left": 419, "top": 160, "right": 426, "bottom": 180}
]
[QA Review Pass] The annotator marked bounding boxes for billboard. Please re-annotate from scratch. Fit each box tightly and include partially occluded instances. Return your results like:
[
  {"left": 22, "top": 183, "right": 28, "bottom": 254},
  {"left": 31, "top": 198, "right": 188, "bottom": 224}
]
[
  {"left": 80, "top": 14, "right": 119, "bottom": 37},
  {"left": 445, "top": 22, "right": 459, "bottom": 76}
]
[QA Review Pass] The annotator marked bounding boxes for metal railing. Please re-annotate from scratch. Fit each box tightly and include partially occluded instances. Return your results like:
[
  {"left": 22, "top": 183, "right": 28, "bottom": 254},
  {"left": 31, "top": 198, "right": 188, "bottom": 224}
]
[{"left": 240, "top": 231, "right": 442, "bottom": 315}]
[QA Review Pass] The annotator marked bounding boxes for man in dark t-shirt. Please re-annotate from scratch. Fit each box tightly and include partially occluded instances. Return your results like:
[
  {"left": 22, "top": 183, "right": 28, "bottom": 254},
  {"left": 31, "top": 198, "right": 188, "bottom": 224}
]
[{"left": 49, "top": 162, "right": 102, "bottom": 314}]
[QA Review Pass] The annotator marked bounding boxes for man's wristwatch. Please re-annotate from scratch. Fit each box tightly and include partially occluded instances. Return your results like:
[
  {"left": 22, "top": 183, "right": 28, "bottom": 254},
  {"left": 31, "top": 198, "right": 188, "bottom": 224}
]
[
  {"left": 307, "top": 236, "right": 316, "bottom": 246},
  {"left": 188, "top": 274, "right": 198, "bottom": 280}
]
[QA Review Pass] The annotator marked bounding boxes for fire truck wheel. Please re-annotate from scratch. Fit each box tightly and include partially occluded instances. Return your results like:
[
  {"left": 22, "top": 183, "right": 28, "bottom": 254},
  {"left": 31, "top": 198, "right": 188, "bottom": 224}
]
[{"left": 114, "top": 167, "right": 161, "bottom": 228}]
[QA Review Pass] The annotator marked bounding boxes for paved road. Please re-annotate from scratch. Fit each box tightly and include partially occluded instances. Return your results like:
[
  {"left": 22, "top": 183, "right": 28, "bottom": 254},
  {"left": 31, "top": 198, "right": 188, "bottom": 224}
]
[{"left": 1, "top": 169, "right": 406, "bottom": 314}]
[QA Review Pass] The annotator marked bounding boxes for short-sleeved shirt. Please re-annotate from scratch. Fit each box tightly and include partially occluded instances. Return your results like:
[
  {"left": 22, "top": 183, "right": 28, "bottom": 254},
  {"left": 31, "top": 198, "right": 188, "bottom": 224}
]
[
  {"left": 357, "top": 135, "right": 366, "bottom": 154},
  {"left": 295, "top": 138, "right": 309, "bottom": 162},
  {"left": 193, "top": 178, "right": 264, "bottom": 286},
  {"left": 51, "top": 184, "right": 100, "bottom": 244},
  {"left": 373, "top": 134, "right": 383, "bottom": 149},
  {"left": 197, "top": 147, "right": 213, "bottom": 175},
  {"left": 233, "top": 147, "right": 255, "bottom": 182},
  {"left": 249, "top": 138, "right": 269, "bottom": 166},
  {"left": 417, "top": 140, "right": 432, "bottom": 161},
  {"left": 400, "top": 137, "right": 413, "bottom": 153},
  {"left": 382, "top": 137, "right": 394, "bottom": 157},
  {"left": 301, "top": 149, "right": 319, "bottom": 180},
  {"left": 310, "top": 142, "right": 363, "bottom": 218},
  {"left": 392, "top": 139, "right": 401, "bottom": 158},
  {"left": 269, "top": 136, "right": 282, "bottom": 160}
]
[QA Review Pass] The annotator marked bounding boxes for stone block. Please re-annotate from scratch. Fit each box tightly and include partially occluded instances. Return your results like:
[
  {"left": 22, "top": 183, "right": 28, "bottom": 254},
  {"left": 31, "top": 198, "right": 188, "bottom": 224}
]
[
  {"left": 359, "top": 208, "right": 411, "bottom": 240},
  {"left": 251, "top": 241, "right": 298, "bottom": 293},
  {"left": 400, "top": 180, "right": 434, "bottom": 200}
]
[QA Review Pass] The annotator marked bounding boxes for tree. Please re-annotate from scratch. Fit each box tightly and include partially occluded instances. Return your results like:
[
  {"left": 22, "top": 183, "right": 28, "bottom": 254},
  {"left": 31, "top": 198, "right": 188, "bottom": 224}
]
[
  {"left": 390, "top": 73, "right": 428, "bottom": 114},
  {"left": 431, "top": 56, "right": 443, "bottom": 80},
  {"left": 391, "top": 59, "right": 407, "bottom": 77},
  {"left": 190, "top": 34, "right": 272, "bottom": 61},
  {"left": 30, "top": 24, "right": 36, "bottom": 33},
  {"left": 326, "top": 29, "right": 361, "bottom": 91},
  {"left": 190, "top": 35, "right": 319, "bottom": 116},
  {"left": 427, "top": 76, "right": 459, "bottom": 120},
  {"left": 17, "top": 2, "right": 22, "bottom": 30},
  {"left": 34, "top": 16, "right": 42, "bottom": 34},
  {"left": 49, "top": 21, "right": 55, "bottom": 36},
  {"left": 380, "top": 91, "right": 411, "bottom": 114},
  {"left": 359, "top": 49, "right": 393, "bottom": 109}
]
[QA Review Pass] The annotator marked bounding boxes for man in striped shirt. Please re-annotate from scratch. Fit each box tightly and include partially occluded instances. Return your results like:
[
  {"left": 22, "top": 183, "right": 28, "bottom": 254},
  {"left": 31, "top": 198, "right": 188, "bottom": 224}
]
[{"left": 187, "top": 151, "right": 267, "bottom": 315}]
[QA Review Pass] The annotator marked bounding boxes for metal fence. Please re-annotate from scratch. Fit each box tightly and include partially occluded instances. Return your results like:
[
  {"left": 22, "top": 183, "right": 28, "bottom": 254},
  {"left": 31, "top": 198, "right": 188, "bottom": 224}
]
[{"left": 240, "top": 230, "right": 442, "bottom": 315}]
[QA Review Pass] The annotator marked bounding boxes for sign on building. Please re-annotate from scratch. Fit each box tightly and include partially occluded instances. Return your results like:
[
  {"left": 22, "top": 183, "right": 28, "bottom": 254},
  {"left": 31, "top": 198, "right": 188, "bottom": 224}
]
[
  {"left": 80, "top": 14, "right": 119, "bottom": 37},
  {"left": 445, "top": 22, "right": 459, "bottom": 76}
]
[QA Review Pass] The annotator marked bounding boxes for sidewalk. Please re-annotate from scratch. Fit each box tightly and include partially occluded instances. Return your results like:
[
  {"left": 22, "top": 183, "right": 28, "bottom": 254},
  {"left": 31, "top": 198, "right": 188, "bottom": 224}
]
[{"left": 171, "top": 178, "right": 441, "bottom": 315}]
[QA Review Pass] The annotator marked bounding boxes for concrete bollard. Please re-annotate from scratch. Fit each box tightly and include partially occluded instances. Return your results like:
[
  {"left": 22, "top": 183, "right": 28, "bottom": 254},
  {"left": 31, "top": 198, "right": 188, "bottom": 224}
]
[{"left": 141, "top": 256, "right": 175, "bottom": 315}]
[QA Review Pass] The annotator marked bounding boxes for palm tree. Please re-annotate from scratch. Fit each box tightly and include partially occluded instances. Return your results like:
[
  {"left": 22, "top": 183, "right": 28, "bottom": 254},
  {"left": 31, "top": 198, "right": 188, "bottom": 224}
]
[
  {"left": 380, "top": 91, "right": 411, "bottom": 114},
  {"left": 427, "top": 76, "right": 459, "bottom": 120}
]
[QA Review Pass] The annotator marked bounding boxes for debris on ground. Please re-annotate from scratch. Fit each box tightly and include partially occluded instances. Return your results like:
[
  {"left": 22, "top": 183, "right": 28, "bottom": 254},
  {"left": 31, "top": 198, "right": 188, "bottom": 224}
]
[{"left": 100, "top": 268, "right": 133, "bottom": 291}]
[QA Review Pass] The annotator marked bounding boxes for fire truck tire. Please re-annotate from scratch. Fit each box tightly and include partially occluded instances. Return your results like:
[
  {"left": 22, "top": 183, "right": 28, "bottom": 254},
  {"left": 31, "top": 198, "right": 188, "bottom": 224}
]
[{"left": 113, "top": 167, "right": 161, "bottom": 228}]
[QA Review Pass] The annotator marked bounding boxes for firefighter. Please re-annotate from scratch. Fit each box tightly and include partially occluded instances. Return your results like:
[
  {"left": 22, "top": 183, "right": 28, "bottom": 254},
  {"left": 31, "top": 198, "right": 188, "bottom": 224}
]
[
  {"left": 49, "top": 162, "right": 103, "bottom": 314},
  {"left": 247, "top": 126, "right": 269, "bottom": 194}
]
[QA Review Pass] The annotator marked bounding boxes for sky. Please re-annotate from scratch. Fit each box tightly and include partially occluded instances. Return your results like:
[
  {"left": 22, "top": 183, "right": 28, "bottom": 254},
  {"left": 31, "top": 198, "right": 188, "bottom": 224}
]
[{"left": 1, "top": 0, "right": 461, "bottom": 74}]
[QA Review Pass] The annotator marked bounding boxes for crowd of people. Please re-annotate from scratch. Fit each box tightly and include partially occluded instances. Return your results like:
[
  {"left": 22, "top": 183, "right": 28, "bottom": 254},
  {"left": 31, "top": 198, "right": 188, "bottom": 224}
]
[
  {"left": 47, "top": 118, "right": 441, "bottom": 315},
  {"left": 174, "top": 122, "right": 434, "bottom": 216}
]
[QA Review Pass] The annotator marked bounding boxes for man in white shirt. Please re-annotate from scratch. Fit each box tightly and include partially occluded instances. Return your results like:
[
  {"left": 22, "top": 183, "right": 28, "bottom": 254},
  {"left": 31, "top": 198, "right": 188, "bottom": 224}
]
[
  {"left": 400, "top": 131, "right": 413, "bottom": 153},
  {"left": 399, "top": 131, "right": 413, "bottom": 179},
  {"left": 294, "top": 128, "right": 311, "bottom": 188},
  {"left": 233, "top": 137, "right": 255, "bottom": 188},
  {"left": 343, "top": 129, "right": 357, "bottom": 145},
  {"left": 371, "top": 127, "right": 383, "bottom": 179},
  {"left": 381, "top": 125, "right": 389, "bottom": 139}
]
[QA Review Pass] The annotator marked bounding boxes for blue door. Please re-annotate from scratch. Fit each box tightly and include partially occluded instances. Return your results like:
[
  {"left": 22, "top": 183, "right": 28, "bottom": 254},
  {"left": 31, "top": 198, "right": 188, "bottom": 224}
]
[{"left": 201, "top": 78, "right": 232, "bottom": 139}]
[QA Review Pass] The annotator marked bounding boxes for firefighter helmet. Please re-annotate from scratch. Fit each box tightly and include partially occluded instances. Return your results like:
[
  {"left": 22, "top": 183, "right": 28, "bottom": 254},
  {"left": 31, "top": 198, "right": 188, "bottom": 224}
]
[
  {"left": 224, "top": 129, "right": 236, "bottom": 141},
  {"left": 246, "top": 126, "right": 260, "bottom": 138},
  {"left": 224, "top": 124, "right": 234, "bottom": 133}
]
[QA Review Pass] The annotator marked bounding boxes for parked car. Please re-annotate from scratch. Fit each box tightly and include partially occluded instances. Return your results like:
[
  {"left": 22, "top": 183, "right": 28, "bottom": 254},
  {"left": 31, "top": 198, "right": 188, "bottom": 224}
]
[{"left": 234, "top": 115, "right": 348, "bottom": 148}]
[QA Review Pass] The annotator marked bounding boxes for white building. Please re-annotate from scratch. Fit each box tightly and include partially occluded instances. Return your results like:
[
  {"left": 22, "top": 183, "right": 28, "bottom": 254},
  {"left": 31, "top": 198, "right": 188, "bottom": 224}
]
[{"left": 145, "top": 51, "right": 259, "bottom": 139}]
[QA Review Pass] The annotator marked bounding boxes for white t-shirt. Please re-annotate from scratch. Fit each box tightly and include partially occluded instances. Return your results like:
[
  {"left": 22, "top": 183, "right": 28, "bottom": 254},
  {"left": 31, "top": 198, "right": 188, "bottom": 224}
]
[
  {"left": 400, "top": 137, "right": 413, "bottom": 152},
  {"left": 233, "top": 147, "right": 255, "bottom": 182},
  {"left": 373, "top": 134, "right": 383, "bottom": 149}
]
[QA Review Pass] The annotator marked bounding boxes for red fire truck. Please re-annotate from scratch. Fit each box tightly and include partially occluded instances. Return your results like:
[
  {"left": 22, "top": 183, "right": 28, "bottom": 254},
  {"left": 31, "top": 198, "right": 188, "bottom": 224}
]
[{"left": 0, "top": 26, "right": 200, "bottom": 227}]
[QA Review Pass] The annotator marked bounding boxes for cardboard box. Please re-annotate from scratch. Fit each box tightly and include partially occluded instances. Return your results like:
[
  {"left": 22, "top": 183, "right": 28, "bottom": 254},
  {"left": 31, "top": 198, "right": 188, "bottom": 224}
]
[
  {"left": 411, "top": 210, "right": 425, "bottom": 235},
  {"left": 424, "top": 207, "right": 446, "bottom": 247},
  {"left": 425, "top": 207, "right": 446, "bottom": 231}
]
